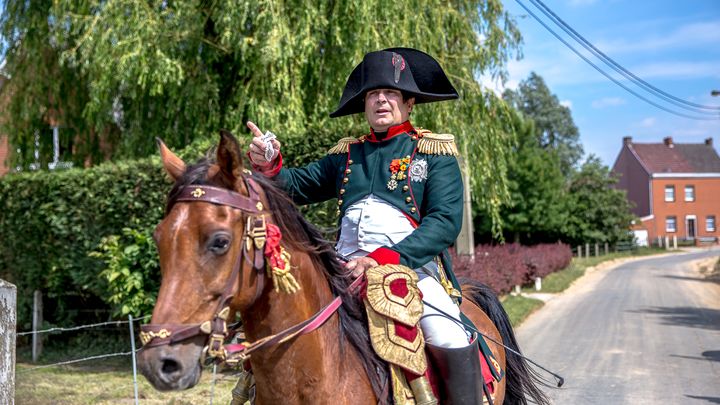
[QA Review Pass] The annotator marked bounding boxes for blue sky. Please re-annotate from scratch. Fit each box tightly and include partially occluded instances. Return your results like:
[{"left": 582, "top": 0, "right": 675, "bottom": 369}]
[{"left": 486, "top": 0, "right": 720, "bottom": 167}]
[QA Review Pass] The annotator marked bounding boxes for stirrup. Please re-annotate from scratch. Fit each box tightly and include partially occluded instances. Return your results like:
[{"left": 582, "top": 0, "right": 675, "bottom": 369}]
[
  {"left": 426, "top": 337, "right": 484, "bottom": 405},
  {"left": 231, "top": 370, "right": 255, "bottom": 405}
]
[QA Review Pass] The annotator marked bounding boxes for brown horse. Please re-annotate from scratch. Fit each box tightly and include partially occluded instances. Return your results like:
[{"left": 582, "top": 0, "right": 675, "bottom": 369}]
[{"left": 138, "top": 131, "right": 548, "bottom": 404}]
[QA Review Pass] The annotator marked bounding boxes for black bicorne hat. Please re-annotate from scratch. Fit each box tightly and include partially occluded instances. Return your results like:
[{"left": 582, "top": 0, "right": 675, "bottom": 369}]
[{"left": 329, "top": 47, "right": 459, "bottom": 118}]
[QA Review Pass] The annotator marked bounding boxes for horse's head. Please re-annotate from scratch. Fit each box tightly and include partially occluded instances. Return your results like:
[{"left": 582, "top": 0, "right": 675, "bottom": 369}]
[{"left": 138, "top": 131, "right": 266, "bottom": 390}]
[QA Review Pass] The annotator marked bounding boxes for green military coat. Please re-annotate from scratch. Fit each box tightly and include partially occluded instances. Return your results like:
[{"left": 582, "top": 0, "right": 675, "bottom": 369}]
[{"left": 273, "top": 121, "right": 464, "bottom": 297}]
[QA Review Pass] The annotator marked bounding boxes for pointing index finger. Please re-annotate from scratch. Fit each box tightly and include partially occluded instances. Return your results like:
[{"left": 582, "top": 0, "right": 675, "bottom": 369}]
[{"left": 246, "top": 121, "right": 264, "bottom": 138}]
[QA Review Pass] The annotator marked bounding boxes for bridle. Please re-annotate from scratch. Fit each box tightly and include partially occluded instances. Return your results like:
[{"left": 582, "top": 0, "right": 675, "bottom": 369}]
[
  {"left": 140, "top": 179, "right": 268, "bottom": 361},
  {"left": 139, "top": 178, "right": 354, "bottom": 367}
]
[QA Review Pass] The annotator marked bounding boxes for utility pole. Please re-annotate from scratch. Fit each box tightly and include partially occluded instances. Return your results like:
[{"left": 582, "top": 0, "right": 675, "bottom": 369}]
[{"left": 456, "top": 152, "right": 475, "bottom": 260}]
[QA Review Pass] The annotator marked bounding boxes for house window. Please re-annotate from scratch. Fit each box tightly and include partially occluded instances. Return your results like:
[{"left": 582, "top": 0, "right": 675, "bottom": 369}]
[
  {"left": 684, "top": 185, "right": 695, "bottom": 202},
  {"left": 708, "top": 216, "right": 717, "bottom": 232},
  {"left": 666, "top": 216, "right": 677, "bottom": 233},
  {"left": 665, "top": 185, "right": 675, "bottom": 202}
]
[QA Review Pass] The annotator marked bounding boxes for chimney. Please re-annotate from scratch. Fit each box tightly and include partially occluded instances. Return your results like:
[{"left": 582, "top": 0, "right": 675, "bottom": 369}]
[
  {"left": 706, "top": 137, "right": 713, "bottom": 146},
  {"left": 623, "top": 136, "right": 632, "bottom": 146},
  {"left": 663, "top": 136, "right": 674, "bottom": 147}
]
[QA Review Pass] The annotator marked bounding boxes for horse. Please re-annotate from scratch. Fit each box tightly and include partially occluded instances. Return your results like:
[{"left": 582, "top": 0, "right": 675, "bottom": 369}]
[{"left": 137, "top": 130, "right": 548, "bottom": 404}]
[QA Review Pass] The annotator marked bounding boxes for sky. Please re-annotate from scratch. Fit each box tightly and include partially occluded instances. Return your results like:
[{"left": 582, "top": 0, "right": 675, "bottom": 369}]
[{"left": 485, "top": 0, "right": 720, "bottom": 168}]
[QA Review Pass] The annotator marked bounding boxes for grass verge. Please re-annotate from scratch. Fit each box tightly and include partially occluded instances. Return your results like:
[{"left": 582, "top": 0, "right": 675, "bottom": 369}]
[
  {"left": 501, "top": 295, "right": 544, "bottom": 327},
  {"left": 16, "top": 360, "right": 238, "bottom": 405}
]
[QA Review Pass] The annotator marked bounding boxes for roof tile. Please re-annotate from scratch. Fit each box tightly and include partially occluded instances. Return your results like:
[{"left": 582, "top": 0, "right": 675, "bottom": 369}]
[{"left": 629, "top": 142, "right": 720, "bottom": 173}]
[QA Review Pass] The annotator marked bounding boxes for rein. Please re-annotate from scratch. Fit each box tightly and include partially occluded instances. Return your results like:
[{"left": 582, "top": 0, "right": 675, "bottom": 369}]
[{"left": 139, "top": 180, "right": 356, "bottom": 367}]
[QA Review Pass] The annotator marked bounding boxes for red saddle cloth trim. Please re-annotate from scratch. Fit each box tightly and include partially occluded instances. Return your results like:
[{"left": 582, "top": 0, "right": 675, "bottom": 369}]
[
  {"left": 393, "top": 321, "right": 419, "bottom": 343},
  {"left": 479, "top": 351, "right": 495, "bottom": 393},
  {"left": 388, "top": 278, "right": 409, "bottom": 298}
]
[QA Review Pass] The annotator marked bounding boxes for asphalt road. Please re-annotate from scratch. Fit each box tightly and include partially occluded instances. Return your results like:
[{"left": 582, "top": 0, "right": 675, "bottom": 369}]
[{"left": 516, "top": 249, "right": 720, "bottom": 404}]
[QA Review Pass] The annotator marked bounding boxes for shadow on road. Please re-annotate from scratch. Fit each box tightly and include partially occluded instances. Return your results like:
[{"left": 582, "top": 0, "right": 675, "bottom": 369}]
[
  {"left": 670, "top": 350, "right": 720, "bottom": 363},
  {"left": 628, "top": 306, "right": 720, "bottom": 331},
  {"left": 685, "top": 395, "right": 720, "bottom": 404},
  {"left": 660, "top": 274, "right": 719, "bottom": 284}
]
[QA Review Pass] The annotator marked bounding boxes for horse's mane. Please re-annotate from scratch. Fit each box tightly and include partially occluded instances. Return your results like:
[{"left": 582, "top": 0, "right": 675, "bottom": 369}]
[{"left": 166, "top": 158, "right": 390, "bottom": 404}]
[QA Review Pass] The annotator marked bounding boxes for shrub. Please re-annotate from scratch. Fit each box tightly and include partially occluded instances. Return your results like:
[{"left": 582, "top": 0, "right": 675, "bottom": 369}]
[{"left": 452, "top": 243, "right": 572, "bottom": 295}]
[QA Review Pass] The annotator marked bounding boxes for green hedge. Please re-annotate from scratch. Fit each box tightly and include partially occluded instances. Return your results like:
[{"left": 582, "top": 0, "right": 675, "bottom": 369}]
[
  {"left": 0, "top": 158, "right": 168, "bottom": 328},
  {"left": 0, "top": 136, "right": 341, "bottom": 329}
]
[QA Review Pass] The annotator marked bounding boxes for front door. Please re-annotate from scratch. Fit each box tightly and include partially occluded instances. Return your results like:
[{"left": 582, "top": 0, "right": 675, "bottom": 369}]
[{"left": 687, "top": 218, "right": 696, "bottom": 239}]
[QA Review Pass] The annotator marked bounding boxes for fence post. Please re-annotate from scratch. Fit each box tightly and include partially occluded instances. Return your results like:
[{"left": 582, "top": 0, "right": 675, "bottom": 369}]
[
  {"left": 577, "top": 245, "right": 582, "bottom": 258},
  {"left": 1, "top": 279, "right": 17, "bottom": 405},
  {"left": 673, "top": 235, "right": 677, "bottom": 250},
  {"left": 664, "top": 235, "right": 670, "bottom": 250},
  {"left": 595, "top": 243, "right": 599, "bottom": 257},
  {"left": 657, "top": 236, "right": 662, "bottom": 248},
  {"left": 604, "top": 242, "right": 609, "bottom": 255},
  {"left": 32, "top": 290, "right": 43, "bottom": 362},
  {"left": 534, "top": 277, "right": 542, "bottom": 291},
  {"left": 129, "top": 315, "right": 140, "bottom": 405},
  {"left": 585, "top": 243, "right": 590, "bottom": 257}
]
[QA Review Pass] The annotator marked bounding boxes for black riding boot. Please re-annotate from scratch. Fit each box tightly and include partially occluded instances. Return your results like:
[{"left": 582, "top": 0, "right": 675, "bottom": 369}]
[{"left": 426, "top": 337, "right": 485, "bottom": 405}]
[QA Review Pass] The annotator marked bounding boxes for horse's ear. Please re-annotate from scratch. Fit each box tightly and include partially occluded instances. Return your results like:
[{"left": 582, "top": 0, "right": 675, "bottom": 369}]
[
  {"left": 216, "top": 129, "right": 245, "bottom": 189},
  {"left": 157, "top": 138, "right": 186, "bottom": 181}
]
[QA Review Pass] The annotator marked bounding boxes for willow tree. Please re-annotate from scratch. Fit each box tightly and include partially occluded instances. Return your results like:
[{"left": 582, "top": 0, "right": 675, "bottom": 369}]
[{"left": 1, "top": 0, "right": 521, "bottom": 233}]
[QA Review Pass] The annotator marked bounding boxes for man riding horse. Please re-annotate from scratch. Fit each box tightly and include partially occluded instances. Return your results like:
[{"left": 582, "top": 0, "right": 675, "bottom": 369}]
[{"left": 247, "top": 48, "right": 484, "bottom": 403}]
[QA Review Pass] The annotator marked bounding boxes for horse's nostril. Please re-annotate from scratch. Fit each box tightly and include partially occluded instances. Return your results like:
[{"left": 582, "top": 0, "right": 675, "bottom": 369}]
[{"left": 161, "top": 358, "right": 181, "bottom": 375}]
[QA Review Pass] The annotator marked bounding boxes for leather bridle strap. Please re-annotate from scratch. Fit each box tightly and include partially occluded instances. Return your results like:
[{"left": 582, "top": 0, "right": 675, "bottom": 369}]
[{"left": 221, "top": 276, "right": 366, "bottom": 366}]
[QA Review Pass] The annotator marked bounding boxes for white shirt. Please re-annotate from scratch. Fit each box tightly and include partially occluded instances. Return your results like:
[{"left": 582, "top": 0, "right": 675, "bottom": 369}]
[{"left": 336, "top": 194, "right": 438, "bottom": 279}]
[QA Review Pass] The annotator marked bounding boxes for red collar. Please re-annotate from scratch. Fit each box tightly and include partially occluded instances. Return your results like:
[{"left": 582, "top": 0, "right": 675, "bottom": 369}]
[{"left": 368, "top": 121, "right": 415, "bottom": 142}]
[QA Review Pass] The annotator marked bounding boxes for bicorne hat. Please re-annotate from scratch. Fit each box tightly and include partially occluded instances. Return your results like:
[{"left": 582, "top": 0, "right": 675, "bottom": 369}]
[{"left": 329, "top": 47, "right": 459, "bottom": 118}]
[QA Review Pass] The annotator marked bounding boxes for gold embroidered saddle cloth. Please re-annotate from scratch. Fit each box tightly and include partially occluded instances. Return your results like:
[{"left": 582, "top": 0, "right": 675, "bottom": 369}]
[{"left": 363, "top": 264, "right": 427, "bottom": 404}]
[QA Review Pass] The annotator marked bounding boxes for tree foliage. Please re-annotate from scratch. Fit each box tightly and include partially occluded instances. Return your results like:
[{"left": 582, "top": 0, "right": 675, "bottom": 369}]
[
  {"left": 1, "top": 0, "right": 523, "bottom": 233},
  {"left": 503, "top": 72, "right": 583, "bottom": 173},
  {"left": 493, "top": 111, "right": 567, "bottom": 243},
  {"left": 562, "top": 155, "right": 635, "bottom": 245}
]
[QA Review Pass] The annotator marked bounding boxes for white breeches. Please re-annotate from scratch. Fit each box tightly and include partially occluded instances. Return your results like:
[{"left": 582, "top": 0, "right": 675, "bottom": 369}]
[{"left": 417, "top": 277, "right": 470, "bottom": 348}]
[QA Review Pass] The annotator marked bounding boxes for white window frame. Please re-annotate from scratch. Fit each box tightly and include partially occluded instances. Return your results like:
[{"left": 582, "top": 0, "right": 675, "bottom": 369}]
[
  {"left": 664, "top": 185, "right": 675, "bottom": 202},
  {"left": 666, "top": 216, "right": 677, "bottom": 233},
  {"left": 708, "top": 216, "right": 716, "bottom": 232},
  {"left": 684, "top": 185, "right": 695, "bottom": 202}
]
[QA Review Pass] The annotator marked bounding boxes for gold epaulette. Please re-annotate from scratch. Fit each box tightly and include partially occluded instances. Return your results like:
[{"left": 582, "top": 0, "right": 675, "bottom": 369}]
[
  {"left": 327, "top": 136, "right": 364, "bottom": 154},
  {"left": 416, "top": 130, "right": 459, "bottom": 156}
]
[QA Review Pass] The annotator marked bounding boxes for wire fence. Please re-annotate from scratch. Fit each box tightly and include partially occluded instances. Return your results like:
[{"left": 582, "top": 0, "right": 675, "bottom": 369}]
[
  {"left": 16, "top": 312, "right": 227, "bottom": 404},
  {"left": 17, "top": 315, "right": 151, "bottom": 336},
  {"left": 17, "top": 350, "right": 138, "bottom": 373}
]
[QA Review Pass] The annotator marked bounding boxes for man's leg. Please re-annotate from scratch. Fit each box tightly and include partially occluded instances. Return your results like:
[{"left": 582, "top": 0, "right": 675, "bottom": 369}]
[
  {"left": 417, "top": 277, "right": 468, "bottom": 347},
  {"left": 417, "top": 277, "right": 485, "bottom": 404}
]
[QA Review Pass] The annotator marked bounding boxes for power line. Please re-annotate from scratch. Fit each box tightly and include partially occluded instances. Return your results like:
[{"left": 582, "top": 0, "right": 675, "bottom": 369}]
[
  {"left": 514, "top": 0, "right": 720, "bottom": 121},
  {"left": 529, "top": 0, "right": 720, "bottom": 114}
]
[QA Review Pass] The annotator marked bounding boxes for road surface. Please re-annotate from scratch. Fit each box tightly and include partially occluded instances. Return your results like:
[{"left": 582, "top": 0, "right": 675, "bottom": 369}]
[{"left": 516, "top": 249, "right": 720, "bottom": 404}]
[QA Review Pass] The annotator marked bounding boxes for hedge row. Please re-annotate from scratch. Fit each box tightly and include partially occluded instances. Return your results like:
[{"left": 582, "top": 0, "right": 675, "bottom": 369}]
[
  {"left": 0, "top": 158, "right": 168, "bottom": 328},
  {"left": 452, "top": 243, "right": 572, "bottom": 294}
]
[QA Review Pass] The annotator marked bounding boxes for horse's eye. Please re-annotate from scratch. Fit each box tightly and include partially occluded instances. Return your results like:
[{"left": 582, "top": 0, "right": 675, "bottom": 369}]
[{"left": 208, "top": 234, "right": 231, "bottom": 255}]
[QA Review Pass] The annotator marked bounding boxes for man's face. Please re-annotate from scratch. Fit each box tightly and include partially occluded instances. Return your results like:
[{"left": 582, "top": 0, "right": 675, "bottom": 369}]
[{"left": 364, "top": 89, "right": 415, "bottom": 132}]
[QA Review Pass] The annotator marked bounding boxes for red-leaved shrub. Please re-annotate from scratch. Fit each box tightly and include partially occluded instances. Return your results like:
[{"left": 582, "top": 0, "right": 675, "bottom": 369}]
[{"left": 451, "top": 243, "right": 572, "bottom": 295}]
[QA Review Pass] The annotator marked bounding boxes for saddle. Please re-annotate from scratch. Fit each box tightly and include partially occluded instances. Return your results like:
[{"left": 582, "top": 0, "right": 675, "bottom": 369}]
[
  {"left": 363, "top": 264, "right": 503, "bottom": 405},
  {"left": 230, "top": 264, "right": 503, "bottom": 405}
]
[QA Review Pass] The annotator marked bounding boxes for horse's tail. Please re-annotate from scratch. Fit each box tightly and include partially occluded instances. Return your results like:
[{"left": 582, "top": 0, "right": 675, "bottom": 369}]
[{"left": 459, "top": 278, "right": 550, "bottom": 405}]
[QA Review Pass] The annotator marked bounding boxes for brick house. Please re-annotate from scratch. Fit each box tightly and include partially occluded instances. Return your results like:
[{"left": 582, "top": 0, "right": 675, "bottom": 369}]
[{"left": 612, "top": 136, "right": 720, "bottom": 245}]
